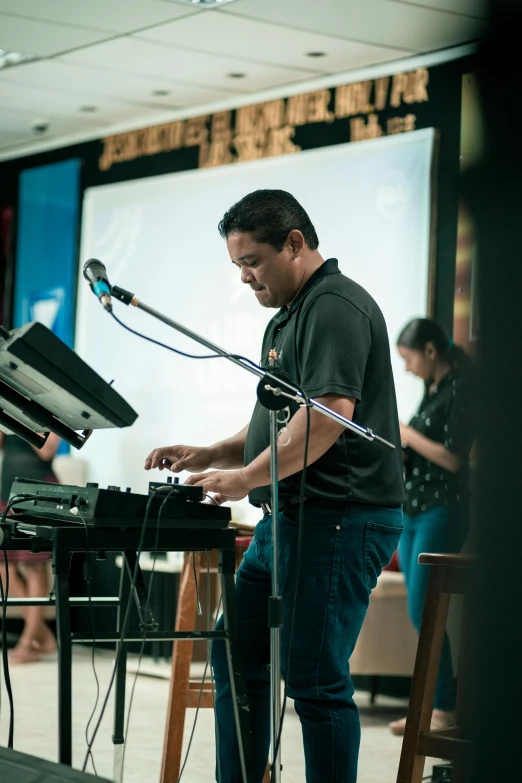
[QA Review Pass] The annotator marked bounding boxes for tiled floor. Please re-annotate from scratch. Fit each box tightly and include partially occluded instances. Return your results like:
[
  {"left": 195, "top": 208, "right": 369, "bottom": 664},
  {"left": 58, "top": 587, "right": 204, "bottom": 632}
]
[{"left": 0, "top": 648, "right": 440, "bottom": 781}]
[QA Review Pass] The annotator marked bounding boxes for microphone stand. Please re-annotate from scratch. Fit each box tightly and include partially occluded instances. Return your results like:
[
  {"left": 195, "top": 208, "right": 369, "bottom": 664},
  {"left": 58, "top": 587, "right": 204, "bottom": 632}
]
[{"left": 108, "top": 284, "right": 395, "bottom": 783}]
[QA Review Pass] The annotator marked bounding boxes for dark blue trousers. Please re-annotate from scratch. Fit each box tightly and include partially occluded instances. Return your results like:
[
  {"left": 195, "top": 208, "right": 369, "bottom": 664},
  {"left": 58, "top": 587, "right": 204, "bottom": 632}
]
[{"left": 212, "top": 501, "right": 403, "bottom": 783}]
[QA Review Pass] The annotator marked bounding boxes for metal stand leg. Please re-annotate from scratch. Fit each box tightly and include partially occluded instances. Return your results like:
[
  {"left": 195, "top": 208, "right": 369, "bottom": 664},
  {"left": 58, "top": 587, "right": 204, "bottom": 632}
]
[
  {"left": 112, "top": 551, "right": 131, "bottom": 783},
  {"left": 269, "top": 409, "right": 283, "bottom": 783},
  {"left": 54, "top": 538, "right": 73, "bottom": 766},
  {"left": 219, "top": 547, "right": 254, "bottom": 783}
]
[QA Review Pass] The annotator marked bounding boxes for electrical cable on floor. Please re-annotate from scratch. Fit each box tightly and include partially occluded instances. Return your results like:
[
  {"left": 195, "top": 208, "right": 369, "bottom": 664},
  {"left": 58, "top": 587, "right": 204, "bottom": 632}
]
[
  {"left": 75, "top": 508, "right": 100, "bottom": 777},
  {"left": 207, "top": 550, "right": 222, "bottom": 783},
  {"left": 178, "top": 589, "right": 223, "bottom": 783},
  {"left": 121, "top": 488, "right": 176, "bottom": 779},
  {"left": 0, "top": 493, "right": 56, "bottom": 749},
  {"left": 81, "top": 492, "right": 156, "bottom": 772}
]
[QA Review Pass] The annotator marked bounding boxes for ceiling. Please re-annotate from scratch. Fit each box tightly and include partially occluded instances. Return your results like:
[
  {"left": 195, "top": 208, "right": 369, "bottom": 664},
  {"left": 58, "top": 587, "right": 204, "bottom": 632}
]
[{"left": 0, "top": 0, "right": 488, "bottom": 160}]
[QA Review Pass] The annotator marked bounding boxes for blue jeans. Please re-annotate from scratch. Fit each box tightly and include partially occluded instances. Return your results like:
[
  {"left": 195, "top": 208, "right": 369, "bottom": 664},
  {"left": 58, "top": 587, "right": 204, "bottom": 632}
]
[
  {"left": 399, "top": 503, "right": 469, "bottom": 711},
  {"left": 211, "top": 501, "right": 403, "bottom": 783}
]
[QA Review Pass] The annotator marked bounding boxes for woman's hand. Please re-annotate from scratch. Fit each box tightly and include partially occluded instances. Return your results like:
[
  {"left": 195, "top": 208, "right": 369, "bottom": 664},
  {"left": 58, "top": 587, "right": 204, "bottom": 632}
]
[{"left": 399, "top": 423, "right": 413, "bottom": 446}]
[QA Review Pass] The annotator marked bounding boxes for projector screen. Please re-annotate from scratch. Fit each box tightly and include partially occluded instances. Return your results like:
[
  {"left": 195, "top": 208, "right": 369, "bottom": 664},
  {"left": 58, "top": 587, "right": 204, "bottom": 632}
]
[{"left": 76, "top": 128, "right": 434, "bottom": 523}]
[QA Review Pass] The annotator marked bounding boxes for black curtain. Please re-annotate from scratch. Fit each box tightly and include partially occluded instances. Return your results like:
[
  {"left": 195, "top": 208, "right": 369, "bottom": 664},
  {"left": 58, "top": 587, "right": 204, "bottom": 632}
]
[{"left": 466, "top": 2, "right": 522, "bottom": 780}]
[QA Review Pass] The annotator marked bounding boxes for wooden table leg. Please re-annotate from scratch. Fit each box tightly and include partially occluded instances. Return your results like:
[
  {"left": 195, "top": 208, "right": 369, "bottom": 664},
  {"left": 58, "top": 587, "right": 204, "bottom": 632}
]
[{"left": 160, "top": 552, "right": 200, "bottom": 783}]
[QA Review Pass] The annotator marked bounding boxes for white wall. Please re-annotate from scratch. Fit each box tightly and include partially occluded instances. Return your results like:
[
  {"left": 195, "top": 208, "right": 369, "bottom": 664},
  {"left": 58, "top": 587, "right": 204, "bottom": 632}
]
[{"left": 76, "top": 129, "right": 433, "bottom": 522}]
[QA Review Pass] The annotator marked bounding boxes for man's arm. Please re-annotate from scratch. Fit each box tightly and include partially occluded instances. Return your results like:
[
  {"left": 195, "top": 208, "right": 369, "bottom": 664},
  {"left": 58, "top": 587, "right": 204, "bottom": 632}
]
[
  {"left": 242, "top": 395, "right": 355, "bottom": 490},
  {"left": 184, "top": 396, "right": 355, "bottom": 502},
  {"left": 145, "top": 424, "right": 249, "bottom": 472},
  {"left": 210, "top": 424, "right": 249, "bottom": 469}
]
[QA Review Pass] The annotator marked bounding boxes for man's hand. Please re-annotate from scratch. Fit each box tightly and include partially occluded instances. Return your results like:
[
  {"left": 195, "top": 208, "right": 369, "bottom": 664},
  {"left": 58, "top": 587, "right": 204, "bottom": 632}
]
[
  {"left": 144, "top": 445, "right": 212, "bottom": 473},
  {"left": 184, "top": 470, "right": 251, "bottom": 505}
]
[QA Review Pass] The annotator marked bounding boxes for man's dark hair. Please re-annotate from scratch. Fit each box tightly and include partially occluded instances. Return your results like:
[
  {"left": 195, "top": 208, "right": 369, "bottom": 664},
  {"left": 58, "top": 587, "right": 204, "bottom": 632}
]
[{"left": 218, "top": 189, "right": 319, "bottom": 251}]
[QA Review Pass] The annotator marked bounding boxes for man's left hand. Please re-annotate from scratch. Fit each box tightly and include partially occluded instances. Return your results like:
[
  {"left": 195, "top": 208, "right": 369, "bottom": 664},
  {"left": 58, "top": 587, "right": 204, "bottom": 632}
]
[{"left": 184, "top": 469, "right": 251, "bottom": 505}]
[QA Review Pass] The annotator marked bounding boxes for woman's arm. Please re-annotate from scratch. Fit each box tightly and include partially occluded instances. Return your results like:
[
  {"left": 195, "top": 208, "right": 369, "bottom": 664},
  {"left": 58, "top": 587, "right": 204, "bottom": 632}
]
[
  {"left": 400, "top": 424, "right": 462, "bottom": 473},
  {"left": 31, "top": 432, "right": 61, "bottom": 462}
]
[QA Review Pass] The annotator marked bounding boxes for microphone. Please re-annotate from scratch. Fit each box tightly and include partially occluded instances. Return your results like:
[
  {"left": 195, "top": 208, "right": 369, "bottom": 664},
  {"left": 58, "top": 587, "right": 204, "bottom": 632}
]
[{"left": 83, "top": 258, "right": 112, "bottom": 312}]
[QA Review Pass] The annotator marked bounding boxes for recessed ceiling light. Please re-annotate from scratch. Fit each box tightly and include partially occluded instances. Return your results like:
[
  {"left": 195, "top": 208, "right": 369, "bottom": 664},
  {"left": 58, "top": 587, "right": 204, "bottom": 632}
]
[
  {"left": 306, "top": 52, "right": 327, "bottom": 58},
  {"left": 0, "top": 49, "right": 37, "bottom": 70},
  {"left": 152, "top": 89, "right": 170, "bottom": 96},
  {"left": 163, "top": 0, "right": 239, "bottom": 8},
  {"left": 79, "top": 106, "right": 98, "bottom": 113},
  {"left": 228, "top": 72, "right": 246, "bottom": 79}
]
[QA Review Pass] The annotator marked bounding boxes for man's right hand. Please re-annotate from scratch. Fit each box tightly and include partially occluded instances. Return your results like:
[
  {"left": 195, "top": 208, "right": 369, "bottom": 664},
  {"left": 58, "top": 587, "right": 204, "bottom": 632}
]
[{"left": 144, "top": 445, "right": 212, "bottom": 474}]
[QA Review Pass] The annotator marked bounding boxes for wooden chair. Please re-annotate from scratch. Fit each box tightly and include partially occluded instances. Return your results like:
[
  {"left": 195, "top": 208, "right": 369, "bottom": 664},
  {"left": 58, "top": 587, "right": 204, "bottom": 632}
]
[
  {"left": 396, "top": 553, "right": 476, "bottom": 783},
  {"left": 160, "top": 536, "right": 270, "bottom": 783}
]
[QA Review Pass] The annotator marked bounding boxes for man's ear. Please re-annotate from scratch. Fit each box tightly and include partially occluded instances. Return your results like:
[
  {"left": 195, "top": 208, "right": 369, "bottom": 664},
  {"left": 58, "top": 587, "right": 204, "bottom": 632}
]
[{"left": 286, "top": 229, "right": 305, "bottom": 257}]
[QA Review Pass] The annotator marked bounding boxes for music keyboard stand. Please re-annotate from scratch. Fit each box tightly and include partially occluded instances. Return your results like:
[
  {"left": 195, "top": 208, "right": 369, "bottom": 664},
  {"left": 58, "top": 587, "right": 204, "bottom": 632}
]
[{"left": 3, "top": 520, "right": 254, "bottom": 783}]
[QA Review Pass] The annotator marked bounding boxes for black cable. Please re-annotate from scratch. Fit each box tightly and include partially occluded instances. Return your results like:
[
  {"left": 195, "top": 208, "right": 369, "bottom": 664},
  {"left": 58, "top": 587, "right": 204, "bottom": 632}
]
[
  {"left": 207, "top": 552, "right": 221, "bottom": 783},
  {"left": 0, "top": 550, "right": 14, "bottom": 749},
  {"left": 178, "top": 592, "right": 223, "bottom": 783},
  {"left": 0, "top": 492, "right": 51, "bottom": 748},
  {"left": 271, "top": 402, "right": 312, "bottom": 782},
  {"left": 75, "top": 509, "right": 100, "bottom": 777},
  {"left": 121, "top": 488, "right": 176, "bottom": 778},
  {"left": 110, "top": 312, "right": 307, "bottom": 402},
  {"left": 81, "top": 492, "right": 156, "bottom": 772},
  {"left": 111, "top": 311, "right": 247, "bottom": 363},
  {"left": 192, "top": 552, "right": 202, "bottom": 617}
]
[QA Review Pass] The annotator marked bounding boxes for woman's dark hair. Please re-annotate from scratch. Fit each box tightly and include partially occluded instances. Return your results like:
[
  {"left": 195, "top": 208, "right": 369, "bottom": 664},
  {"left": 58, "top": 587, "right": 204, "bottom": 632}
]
[
  {"left": 218, "top": 189, "right": 319, "bottom": 251},
  {"left": 397, "top": 318, "right": 473, "bottom": 376}
]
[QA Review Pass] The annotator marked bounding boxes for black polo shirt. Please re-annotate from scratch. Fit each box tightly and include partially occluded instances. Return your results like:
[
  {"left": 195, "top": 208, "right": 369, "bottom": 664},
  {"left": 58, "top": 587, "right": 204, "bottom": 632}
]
[
  {"left": 404, "top": 368, "right": 475, "bottom": 517},
  {"left": 244, "top": 258, "right": 405, "bottom": 508}
]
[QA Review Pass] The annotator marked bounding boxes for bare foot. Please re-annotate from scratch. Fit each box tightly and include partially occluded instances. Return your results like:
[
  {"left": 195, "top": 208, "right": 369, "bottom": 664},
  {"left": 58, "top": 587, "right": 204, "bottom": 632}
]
[
  {"left": 34, "top": 625, "right": 57, "bottom": 655},
  {"left": 8, "top": 642, "right": 41, "bottom": 665},
  {"left": 389, "top": 710, "right": 455, "bottom": 736}
]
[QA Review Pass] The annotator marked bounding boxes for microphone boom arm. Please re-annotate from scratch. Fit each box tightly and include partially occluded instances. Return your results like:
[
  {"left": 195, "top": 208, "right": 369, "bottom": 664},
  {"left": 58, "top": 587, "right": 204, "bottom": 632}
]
[{"left": 109, "top": 285, "right": 394, "bottom": 450}]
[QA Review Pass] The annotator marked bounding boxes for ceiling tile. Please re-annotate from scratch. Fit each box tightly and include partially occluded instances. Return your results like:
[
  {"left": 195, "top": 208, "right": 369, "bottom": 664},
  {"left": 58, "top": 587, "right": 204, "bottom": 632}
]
[
  {"left": 0, "top": 59, "right": 236, "bottom": 107},
  {"left": 221, "top": 0, "right": 487, "bottom": 51},
  {"left": 62, "top": 37, "right": 321, "bottom": 92},
  {"left": 0, "top": 12, "right": 113, "bottom": 57},
  {"left": 0, "top": 105, "right": 85, "bottom": 138},
  {"left": 387, "top": 0, "right": 488, "bottom": 19},
  {"left": 0, "top": 79, "right": 182, "bottom": 127},
  {"left": 137, "top": 11, "right": 414, "bottom": 72},
  {"left": 0, "top": 0, "right": 199, "bottom": 34}
]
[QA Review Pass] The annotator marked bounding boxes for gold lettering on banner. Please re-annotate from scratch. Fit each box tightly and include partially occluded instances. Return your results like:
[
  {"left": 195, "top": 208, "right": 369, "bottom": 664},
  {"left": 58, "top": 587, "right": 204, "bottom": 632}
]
[
  {"left": 184, "top": 115, "right": 209, "bottom": 146},
  {"left": 99, "top": 120, "right": 185, "bottom": 170},
  {"left": 233, "top": 132, "right": 266, "bottom": 163},
  {"left": 374, "top": 77, "right": 390, "bottom": 111},
  {"left": 98, "top": 67, "right": 430, "bottom": 171},
  {"left": 235, "top": 100, "right": 284, "bottom": 134},
  {"left": 335, "top": 82, "right": 373, "bottom": 118},
  {"left": 265, "top": 125, "right": 301, "bottom": 157},
  {"left": 350, "top": 114, "right": 384, "bottom": 142},
  {"left": 387, "top": 114, "right": 417, "bottom": 135},
  {"left": 286, "top": 90, "right": 333, "bottom": 125},
  {"left": 390, "top": 68, "right": 429, "bottom": 107}
]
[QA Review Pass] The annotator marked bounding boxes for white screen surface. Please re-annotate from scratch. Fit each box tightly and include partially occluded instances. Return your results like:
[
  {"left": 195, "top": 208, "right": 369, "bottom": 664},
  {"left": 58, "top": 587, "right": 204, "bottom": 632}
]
[{"left": 76, "top": 129, "right": 434, "bottom": 522}]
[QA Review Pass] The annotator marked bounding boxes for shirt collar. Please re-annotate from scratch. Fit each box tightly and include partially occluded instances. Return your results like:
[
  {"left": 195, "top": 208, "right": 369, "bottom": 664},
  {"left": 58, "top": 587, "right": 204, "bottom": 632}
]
[{"left": 273, "top": 258, "right": 340, "bottom": 325}]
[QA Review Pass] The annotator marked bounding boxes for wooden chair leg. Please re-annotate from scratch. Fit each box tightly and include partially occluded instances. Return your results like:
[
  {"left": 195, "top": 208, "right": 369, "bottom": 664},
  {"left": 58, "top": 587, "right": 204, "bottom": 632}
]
[
  {"left": 397, "top": 565, "right": 451, "bottom": 783},
  {"left": 161, "top": 552, "right": 200, "bottom": 783}
]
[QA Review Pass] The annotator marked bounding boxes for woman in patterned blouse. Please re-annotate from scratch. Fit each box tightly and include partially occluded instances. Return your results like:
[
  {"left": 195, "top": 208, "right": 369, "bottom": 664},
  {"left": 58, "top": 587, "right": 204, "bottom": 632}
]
[{"left": 389, "top": 318, "right": 475, "bottom": 736}]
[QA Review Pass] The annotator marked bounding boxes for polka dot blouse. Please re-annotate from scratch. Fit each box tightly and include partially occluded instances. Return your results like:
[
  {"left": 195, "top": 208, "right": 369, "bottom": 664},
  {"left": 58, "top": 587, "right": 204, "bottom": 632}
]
[{"left": 403, "top": 368, "right": 475, "bottom": 517}]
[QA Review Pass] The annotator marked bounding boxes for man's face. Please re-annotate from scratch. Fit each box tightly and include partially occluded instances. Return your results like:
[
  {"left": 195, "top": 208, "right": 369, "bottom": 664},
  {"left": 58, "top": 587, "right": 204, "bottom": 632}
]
[{"left": 227, "top": 231, "right": 300, "bottom": 309}]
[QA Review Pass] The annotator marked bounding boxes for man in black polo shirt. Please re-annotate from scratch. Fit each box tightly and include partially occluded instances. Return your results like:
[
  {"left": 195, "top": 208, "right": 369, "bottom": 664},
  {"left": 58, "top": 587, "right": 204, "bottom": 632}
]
[{"left": 145, "top": 190, "right": 404, "bottom": 783}]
